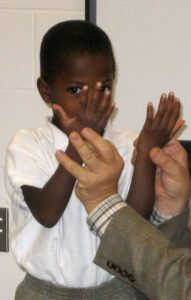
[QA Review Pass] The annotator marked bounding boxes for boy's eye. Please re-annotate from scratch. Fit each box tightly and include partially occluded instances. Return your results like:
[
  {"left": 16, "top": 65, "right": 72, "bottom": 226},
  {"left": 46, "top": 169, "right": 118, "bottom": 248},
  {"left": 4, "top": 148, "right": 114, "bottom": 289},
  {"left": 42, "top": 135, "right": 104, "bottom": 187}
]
[
  {"left": 100, "top": 85, "right": 111, "bottom": 92},
  {"left": 67, "top": 87, "right": 81, "bottom": 94}
]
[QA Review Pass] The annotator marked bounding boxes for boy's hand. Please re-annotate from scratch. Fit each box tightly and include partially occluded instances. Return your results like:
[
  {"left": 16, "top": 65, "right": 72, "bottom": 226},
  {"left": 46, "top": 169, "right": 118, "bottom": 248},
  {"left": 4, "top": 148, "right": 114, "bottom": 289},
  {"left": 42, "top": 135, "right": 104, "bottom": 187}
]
[
  {"left": 137, "top": 92, "right": 180, "bottom": 154},
  {"left": 131, "top": 119, "right": 185, "bottom": 165},
  {"left": 52, "top": 82, "right": 115, "bottom": 136}
]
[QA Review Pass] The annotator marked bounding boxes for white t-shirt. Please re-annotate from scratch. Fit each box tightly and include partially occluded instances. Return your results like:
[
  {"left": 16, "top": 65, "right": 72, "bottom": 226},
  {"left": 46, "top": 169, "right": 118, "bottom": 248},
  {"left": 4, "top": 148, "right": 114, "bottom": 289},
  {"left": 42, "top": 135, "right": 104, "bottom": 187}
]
[{"left": 5, "top": 120, "right": 135, "bottom": 288}]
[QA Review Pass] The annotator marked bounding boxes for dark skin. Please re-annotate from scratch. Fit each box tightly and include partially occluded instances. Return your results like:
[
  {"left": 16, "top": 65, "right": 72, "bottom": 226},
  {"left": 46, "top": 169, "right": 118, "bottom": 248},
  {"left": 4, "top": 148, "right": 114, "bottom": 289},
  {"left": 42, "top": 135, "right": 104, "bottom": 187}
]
[
  {"left": 21, "top": 53, "right": 115, "bottom": 227},
  {"left": 127, "top": 92, "right": 180, "bottom": 218}
]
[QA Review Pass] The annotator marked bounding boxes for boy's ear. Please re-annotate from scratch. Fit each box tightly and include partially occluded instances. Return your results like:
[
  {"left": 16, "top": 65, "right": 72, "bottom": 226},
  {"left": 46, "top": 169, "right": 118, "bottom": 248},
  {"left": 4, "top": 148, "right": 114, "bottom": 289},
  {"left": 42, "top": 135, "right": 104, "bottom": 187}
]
[{"left": 37, "top": 77, "right": 52, "bottom": 105}]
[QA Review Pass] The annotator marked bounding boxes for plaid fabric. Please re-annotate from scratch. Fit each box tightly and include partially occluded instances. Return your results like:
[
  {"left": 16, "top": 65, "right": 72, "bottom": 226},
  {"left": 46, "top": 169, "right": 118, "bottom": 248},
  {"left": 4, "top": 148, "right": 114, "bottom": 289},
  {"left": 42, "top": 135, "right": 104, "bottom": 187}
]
[
  {"left": 87, "top": 194, "right": 126, "bottom": 238},
  {"left": 87, "top": 195, "right": 173, "bottom": 237},
  {"left": 150, "top": 208, "right": 173, "bottom": 226}
]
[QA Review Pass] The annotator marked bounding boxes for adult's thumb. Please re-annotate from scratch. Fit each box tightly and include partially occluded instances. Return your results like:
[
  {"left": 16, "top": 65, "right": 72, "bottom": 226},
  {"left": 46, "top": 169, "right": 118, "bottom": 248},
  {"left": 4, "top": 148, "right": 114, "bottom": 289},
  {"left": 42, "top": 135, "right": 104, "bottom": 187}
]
[{"left": 150, "top": 146, "right": 180, "bottom": 177}]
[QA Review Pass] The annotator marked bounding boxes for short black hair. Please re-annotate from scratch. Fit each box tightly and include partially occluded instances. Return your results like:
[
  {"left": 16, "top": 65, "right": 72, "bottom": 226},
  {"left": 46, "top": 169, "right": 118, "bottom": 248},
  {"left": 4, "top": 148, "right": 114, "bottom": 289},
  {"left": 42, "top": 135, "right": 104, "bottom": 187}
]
[{"left": 40, "top": 20, "right": 116, "bottom": 83}]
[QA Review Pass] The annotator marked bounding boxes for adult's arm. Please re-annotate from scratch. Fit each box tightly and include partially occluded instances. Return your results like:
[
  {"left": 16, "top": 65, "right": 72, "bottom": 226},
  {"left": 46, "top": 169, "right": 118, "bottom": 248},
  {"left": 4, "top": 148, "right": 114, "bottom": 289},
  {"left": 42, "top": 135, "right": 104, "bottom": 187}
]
[
  {"left": 56, "top": 128, "right": 191, "bottom": 299},
  {"left": 94, "top": 204, "right": 191, "bottom": 300},
  {"left": 93, "top": 144, "right": 191, "bottom": 300}
]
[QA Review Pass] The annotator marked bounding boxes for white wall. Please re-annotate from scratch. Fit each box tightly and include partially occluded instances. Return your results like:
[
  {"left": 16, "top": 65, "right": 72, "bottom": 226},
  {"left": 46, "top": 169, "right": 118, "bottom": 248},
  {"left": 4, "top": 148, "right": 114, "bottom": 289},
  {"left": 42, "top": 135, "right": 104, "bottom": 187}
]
[
  {"left": 97, "top": 0, "right": 191, "bottom": 139},
  {"left": 0, "top": 1, "right": 84, "bottom": 299}
]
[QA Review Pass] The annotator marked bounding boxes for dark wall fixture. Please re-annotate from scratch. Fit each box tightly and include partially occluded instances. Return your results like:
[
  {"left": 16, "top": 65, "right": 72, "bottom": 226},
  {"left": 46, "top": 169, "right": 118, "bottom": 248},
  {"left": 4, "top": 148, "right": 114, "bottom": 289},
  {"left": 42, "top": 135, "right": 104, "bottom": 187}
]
[{"left": 85, "top": 0, "right": 96, "bottom": 23}]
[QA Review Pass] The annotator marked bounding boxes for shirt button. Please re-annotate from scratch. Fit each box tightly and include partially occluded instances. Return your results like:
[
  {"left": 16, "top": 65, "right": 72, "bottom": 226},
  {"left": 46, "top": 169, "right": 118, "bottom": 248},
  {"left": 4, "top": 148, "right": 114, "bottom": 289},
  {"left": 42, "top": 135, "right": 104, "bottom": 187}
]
[{"left": 107, "top": 260, "right": 114, "bottom": 268}]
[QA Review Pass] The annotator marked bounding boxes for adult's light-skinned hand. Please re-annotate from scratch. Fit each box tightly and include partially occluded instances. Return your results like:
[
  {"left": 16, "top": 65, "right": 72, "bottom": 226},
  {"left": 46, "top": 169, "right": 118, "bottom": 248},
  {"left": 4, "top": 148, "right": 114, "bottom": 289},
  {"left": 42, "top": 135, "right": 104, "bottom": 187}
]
[
  {"left": 132, "top": 137, "right": 190, "bottom": 215},
  {"left": 56, "top": 127, "right": 124, "bottom": 213},
  {"left": 150, "top": 141, "right": 190, "bottom": 215}
]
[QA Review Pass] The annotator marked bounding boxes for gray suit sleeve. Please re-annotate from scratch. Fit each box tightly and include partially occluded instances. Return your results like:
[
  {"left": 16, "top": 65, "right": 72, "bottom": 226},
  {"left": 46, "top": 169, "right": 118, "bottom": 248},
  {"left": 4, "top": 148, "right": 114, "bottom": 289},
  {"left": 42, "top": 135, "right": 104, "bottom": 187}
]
[{"left": 94, "top": 206, "right": 191, "bottom": 300}]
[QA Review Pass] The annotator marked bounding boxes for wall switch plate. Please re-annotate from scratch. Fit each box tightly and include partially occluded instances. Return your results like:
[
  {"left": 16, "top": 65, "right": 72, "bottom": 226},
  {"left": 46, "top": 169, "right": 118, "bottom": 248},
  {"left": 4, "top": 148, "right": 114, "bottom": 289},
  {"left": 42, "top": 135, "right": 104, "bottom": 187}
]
[{"left": 0, "top": 208, "right": 9, "bottom": 252}]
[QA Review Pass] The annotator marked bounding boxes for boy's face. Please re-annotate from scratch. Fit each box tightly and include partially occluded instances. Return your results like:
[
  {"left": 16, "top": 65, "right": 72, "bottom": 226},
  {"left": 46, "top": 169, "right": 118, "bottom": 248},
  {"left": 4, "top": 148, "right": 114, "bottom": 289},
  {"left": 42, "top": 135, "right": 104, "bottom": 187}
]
[{"left": 43, "top": 53, "right": 114, "bottom": 119}]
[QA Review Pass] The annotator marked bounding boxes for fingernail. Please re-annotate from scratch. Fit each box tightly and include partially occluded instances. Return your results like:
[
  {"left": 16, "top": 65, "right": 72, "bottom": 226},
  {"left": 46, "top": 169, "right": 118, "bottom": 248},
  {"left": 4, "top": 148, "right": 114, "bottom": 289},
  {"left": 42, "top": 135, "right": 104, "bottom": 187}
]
[
  {"left": 151, "top": 147, "right": 161, "bottom": 159},
  {"left": 83, "top": 85, "right": 88, "bottom": 91},
  {"left": 161, "top": 93, "right": 167, "bottom": 99},
  {"left": 105, "top": 90, "right": 110, "bottom": 96},
  {"left": 83, "top": 128, "right": 92, "bottom": 136},
  {"left": 70, "top": 132, "right": 80, "bottom": 141},
  {"left": 96, "top": 82, "right": 101, "bottom": 88},
  {"left": 55, "top": 150, "right": 63, "bottom": 158}
]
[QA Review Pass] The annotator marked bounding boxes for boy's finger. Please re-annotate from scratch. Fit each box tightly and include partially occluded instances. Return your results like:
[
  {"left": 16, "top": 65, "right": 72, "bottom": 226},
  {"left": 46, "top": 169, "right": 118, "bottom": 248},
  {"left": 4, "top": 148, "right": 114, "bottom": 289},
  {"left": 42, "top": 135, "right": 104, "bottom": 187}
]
[
  {"left": 152, "top": 93, "right": 167, "bottom": 126},
  {"left": 97, "top": 90, "right": 111, "bottom": 115},
  {"left": 97, "top": 103, "right": 115, "bottom": 132},
  {"left": 131, "top": 148, "right": 138, "bottom": 165},
  {"left": 87, "top": 82, "right": 101, "bottom": 111},
  {"left": 145, "top": 102, "right": 153, "bottom": 126},
  {"left": 133, "top": 138, "right": 138, "bottom": 147},
  {"left": 104, "top": 101, "right": 115, "bottom": 119},
  {"left": 165, "top": 98, "right": 180, "bottom": 133},
  {"left": 79, "top": 85, "right": 88, "bottom": 112},
  {"left": 160, "top": 94, "right": 180, "bottom": 132},
  {"left": 52, "top": 104, "right": 69, "bottom": 125},
  {"left": 56, "top": 150, "right": 90, "bottom": 181}
]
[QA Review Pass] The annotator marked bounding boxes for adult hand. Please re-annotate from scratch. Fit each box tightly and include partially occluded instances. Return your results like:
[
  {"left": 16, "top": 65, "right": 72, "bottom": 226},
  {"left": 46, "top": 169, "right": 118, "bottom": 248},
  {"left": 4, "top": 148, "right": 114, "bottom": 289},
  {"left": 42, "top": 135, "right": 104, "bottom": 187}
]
[
  {"left": 150, "top": 140, "right": 190, "bottom": 216},
  {"left": 56, "top": 128, "right": 124, "bottom": 213}
]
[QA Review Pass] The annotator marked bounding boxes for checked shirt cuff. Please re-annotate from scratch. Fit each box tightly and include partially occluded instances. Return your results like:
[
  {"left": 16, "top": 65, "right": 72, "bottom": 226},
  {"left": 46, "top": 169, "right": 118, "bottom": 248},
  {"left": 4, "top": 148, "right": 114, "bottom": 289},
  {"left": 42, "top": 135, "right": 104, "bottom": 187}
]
[
  {"left": 87, "top": 194, "right": 126, "bottom": 238},
  {"left": 150, "top": 208, "right": 173, "bottom": 226}
]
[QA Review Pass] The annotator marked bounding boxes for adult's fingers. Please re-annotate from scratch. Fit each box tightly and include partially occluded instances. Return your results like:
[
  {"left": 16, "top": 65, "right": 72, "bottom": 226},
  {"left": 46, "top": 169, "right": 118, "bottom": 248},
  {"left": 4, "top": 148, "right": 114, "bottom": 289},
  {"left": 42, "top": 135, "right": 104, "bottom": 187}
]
[
  {"left": 81, "top": 128, "right": 118, "bottom": 163},
  {"left": 150, "top": 146, "right": 182, "bottom": 177},
  {"left": 69, "top": 131, "right": 101, "bottom": 170},
  {"left": 162, "top": 138, "right": 189, "bottom": 169},
  {"left": 152, "top": 93, "right": 167, "bottom": 126},
  {"left": 170, "top": 119, "right": 185, "bottom": 138},
  {"left": 55, "top": 149, "right": 91, "bottom": 181}
]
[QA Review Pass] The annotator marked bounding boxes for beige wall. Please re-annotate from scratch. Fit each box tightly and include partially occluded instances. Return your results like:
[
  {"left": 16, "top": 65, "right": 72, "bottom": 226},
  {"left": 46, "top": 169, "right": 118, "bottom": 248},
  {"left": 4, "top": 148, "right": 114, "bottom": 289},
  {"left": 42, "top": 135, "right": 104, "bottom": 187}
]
[
  {"left": 2, "top": 0, "right": 191, "bottom": 298},
  {"left": 0, "top": 1, "right": 84, "bottom": 299},
  {"left": 97, "top": 0, "right": 191, "bottom": 139}
]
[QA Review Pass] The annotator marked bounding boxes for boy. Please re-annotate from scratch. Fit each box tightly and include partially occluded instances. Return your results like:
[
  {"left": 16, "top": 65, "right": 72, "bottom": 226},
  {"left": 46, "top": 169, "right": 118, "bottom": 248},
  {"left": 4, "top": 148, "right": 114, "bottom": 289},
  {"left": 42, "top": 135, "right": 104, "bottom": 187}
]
[{"left": 5, "top": 20, "right": 180, "bottom": 300}]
